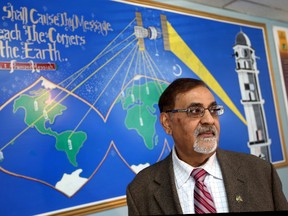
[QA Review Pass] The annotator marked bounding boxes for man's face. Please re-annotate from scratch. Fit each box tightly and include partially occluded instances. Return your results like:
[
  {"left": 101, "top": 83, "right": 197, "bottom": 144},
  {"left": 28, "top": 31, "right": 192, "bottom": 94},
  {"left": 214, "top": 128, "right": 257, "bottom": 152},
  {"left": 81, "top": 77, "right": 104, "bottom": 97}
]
[{"left": 160, "top": 86, "right": 221, "bottom": 165}]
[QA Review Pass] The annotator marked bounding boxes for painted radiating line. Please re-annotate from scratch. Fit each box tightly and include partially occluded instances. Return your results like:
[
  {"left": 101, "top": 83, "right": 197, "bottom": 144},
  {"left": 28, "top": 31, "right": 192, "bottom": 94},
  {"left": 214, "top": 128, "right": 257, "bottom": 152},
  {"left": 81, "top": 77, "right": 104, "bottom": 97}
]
[{"left": 166, "top": 20, "right": 246, "bottom": 125}]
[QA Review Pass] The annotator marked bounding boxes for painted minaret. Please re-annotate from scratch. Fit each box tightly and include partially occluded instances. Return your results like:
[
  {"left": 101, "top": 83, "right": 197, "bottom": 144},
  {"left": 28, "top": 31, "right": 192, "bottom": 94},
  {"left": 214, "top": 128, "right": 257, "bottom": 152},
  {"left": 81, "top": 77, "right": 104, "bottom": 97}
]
[{"left": 233, "top": 31, "right": 271, "bottom": 162}]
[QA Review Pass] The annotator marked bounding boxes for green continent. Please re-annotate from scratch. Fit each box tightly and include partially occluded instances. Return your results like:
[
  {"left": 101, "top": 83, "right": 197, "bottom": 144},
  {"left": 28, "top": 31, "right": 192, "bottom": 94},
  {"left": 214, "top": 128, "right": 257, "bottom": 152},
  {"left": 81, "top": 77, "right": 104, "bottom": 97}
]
[
  {"left": 121, "top": 81, "right": 167, "bottom": 150},
  {"left": 55, "top": 131, "right": 87, "bottom": 167},
  {"left": 13, "top": 88, "right": 87, "bottom": 167}
]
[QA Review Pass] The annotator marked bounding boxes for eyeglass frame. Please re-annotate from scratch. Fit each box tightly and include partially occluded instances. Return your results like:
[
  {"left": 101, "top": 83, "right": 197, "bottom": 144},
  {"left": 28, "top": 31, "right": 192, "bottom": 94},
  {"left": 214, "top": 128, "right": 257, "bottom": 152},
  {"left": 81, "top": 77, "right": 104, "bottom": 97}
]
[{"left": 164, "top": 104, "right": 224, "bottom": 118}]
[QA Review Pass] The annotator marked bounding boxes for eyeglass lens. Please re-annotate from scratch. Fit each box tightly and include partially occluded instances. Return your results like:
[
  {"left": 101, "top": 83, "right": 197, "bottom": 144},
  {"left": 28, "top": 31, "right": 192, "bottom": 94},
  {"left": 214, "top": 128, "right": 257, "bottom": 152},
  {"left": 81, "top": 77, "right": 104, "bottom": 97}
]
[{"left": 187, "top": 105, "right": 224, "bottom": 117}]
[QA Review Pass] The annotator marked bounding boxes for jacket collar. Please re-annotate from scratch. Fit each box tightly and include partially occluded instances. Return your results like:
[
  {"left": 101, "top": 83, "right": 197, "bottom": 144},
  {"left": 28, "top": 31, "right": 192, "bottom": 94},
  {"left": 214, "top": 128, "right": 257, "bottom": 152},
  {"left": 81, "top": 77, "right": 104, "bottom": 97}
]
[{"left": 153, "top": 152, "right": 183, "bottom": 214}]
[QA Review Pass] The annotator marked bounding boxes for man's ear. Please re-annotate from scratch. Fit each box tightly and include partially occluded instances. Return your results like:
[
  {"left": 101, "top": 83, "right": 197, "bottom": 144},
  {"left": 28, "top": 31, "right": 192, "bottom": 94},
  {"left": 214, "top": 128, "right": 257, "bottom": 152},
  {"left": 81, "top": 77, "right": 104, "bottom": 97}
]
[{"left": 160, "top": 112, "right": 172, "bottom": 135}]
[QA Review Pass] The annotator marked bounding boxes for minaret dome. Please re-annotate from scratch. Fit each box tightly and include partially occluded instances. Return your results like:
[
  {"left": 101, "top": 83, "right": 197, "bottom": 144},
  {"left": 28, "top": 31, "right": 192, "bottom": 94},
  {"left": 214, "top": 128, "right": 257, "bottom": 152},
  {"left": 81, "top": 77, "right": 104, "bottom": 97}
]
[{"left": 235, "top": 32, "right": 251, "bottom": 47}]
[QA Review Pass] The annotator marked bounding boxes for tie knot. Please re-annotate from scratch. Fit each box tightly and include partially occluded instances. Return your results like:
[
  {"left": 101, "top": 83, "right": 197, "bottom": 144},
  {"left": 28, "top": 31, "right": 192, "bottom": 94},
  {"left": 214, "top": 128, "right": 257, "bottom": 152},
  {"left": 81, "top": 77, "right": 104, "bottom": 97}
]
[{"left": 191, "top": 168, "right": 207, "bottom": 182}]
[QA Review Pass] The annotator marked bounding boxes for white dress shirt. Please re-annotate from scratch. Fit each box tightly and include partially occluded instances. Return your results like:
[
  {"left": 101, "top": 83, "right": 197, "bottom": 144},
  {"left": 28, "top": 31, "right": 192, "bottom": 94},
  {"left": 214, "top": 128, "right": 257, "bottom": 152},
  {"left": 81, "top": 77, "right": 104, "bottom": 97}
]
[{"left": 172, "top": 147, "right": 229, "bottom": 214}]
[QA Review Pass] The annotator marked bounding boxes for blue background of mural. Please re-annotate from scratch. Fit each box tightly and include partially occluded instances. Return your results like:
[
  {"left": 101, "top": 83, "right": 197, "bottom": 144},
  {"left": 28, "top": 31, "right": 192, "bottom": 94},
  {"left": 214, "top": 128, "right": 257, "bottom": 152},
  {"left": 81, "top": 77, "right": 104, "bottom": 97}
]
[{"left": 0, "top": 0, "right": 284, "bottom": 215}]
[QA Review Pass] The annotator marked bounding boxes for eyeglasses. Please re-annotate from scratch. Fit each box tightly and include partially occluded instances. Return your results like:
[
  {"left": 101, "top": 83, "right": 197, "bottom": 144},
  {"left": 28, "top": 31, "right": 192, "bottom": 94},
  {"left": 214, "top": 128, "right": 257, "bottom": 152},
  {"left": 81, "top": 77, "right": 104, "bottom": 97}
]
[{"left": 165, "top": 105, "right": 224, "bottom": 118}]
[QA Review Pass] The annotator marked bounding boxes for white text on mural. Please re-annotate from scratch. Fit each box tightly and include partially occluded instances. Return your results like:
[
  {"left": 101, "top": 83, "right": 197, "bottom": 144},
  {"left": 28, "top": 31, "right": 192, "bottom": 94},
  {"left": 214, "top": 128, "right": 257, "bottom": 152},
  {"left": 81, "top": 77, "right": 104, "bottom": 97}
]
[{"left": 0, "top": 2, "right": 113, "bottom": 61}]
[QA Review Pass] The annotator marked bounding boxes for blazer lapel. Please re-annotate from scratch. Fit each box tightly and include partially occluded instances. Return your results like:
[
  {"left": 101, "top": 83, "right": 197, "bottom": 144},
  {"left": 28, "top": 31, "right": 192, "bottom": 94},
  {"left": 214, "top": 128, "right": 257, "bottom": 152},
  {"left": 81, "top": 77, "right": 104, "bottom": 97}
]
[
  {"left": 217, "top": 149, "right": 247, "bottom": 212},
  {"left": 153, "top": 153, "right": 183, "bottom": 214}
]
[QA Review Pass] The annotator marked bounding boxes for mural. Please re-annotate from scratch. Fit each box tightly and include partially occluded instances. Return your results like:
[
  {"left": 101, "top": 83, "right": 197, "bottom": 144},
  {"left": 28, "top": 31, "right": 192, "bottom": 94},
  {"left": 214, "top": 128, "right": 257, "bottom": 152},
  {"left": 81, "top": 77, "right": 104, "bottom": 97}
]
[{"left": 0, "top": 0, "right": 286, "bottom": 215}]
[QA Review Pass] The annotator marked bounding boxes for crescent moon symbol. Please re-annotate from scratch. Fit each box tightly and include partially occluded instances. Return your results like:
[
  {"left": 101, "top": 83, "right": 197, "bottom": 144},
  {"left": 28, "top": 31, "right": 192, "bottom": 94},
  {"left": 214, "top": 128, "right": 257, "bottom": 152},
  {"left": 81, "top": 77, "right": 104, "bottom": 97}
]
[{"left": 173, "top": 64, "right": 182, "bottom": 76}]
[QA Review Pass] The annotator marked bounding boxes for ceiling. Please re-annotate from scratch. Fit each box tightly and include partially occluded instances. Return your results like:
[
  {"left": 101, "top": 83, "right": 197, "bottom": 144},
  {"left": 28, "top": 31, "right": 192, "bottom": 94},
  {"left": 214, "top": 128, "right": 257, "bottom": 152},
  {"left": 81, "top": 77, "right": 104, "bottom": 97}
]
[{"left": 180, "top": 0, "right": 288, "bottom": 23}]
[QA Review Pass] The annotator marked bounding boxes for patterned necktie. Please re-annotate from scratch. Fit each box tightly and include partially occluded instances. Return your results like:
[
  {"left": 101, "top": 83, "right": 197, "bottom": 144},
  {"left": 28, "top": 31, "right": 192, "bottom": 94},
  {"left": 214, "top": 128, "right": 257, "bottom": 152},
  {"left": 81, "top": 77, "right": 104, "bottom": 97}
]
[{"left": 191, "top": 168, "right": 216, "bottom": 214}]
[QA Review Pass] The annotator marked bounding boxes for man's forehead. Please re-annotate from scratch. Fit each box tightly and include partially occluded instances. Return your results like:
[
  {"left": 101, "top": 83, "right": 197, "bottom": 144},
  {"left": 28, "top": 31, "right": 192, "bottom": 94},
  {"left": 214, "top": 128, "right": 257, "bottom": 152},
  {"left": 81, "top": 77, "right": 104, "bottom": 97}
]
[{"left": 175, "top": 87, "right": 214, "bottom": 100}]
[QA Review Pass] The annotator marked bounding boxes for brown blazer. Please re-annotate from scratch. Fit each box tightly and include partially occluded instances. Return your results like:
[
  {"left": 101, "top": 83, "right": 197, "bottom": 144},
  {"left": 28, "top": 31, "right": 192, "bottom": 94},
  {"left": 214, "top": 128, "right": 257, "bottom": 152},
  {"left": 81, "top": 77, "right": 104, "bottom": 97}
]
[{"left": 126, "top": 148, "right": 288, "bottom": 215}]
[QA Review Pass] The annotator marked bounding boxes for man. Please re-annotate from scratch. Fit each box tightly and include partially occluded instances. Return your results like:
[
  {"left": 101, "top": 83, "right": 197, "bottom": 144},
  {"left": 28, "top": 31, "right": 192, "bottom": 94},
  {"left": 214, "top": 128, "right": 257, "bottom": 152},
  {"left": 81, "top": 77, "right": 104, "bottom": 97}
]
[{"left": 126, "top": 77, "right": 288, "bottom": 215}]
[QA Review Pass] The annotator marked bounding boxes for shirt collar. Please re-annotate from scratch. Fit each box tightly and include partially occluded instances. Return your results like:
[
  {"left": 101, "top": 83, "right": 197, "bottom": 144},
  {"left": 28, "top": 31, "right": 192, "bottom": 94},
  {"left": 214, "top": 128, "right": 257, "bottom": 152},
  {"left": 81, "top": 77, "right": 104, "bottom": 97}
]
[{"left": 172, "top": 146, "right": 222, "bottom": 189}]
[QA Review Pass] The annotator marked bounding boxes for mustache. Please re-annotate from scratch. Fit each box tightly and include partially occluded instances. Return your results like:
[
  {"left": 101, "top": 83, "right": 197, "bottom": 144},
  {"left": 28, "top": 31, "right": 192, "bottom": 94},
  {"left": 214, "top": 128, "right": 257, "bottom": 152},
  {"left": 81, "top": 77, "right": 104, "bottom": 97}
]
[{"left": 194, "top": 125, "right": 217, "bottom": 136}]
